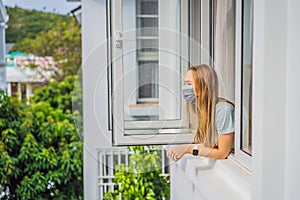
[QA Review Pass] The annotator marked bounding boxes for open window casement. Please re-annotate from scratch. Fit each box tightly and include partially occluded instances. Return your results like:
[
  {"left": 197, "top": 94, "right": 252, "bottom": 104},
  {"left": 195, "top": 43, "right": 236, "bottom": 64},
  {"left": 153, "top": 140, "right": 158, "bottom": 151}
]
[
  {"left": 109, "top": 0, "right": 200, "bottom": 145},
  {"left": 234, "top": 0, "right": 253, "bottom": 170}
]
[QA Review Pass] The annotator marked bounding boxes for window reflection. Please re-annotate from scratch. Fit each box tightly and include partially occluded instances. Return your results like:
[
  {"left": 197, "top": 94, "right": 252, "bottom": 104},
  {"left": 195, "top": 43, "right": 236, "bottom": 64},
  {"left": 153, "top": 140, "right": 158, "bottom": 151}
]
[{"left": 241, "top": 0, "right": 253, "bottom": 155}]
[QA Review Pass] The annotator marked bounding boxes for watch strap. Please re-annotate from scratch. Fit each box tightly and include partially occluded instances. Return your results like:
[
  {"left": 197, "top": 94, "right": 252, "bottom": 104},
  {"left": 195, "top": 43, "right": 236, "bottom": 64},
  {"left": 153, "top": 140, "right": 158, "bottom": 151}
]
[{"left": 192, "top": 144, "right": 198, "bottom": 156}]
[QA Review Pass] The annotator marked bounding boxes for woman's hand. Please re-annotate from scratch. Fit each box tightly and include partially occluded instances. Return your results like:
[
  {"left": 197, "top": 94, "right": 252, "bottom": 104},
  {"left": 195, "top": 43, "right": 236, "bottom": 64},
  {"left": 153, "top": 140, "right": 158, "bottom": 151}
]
[{"left": 166, "top": 145, "right": 193, "bottom": 162}]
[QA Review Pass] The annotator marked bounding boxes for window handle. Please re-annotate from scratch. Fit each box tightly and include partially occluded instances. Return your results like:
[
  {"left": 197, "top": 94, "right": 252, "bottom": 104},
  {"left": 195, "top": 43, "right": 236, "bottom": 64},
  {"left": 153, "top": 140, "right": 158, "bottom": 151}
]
[{"left": 114, "top": 31, "right": 136, "bottom": 48}]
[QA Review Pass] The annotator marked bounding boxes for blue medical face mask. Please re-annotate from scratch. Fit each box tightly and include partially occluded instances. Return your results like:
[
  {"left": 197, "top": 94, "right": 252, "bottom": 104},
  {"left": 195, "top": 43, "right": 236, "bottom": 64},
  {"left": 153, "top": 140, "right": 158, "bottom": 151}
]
[{"left": 182, "top": 85, "right": 196, "bottom": 104}]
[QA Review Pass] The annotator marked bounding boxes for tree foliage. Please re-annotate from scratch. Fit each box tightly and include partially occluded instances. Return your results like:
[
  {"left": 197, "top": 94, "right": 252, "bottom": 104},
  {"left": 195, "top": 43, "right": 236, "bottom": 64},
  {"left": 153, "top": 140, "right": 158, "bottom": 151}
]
[
  {"left": 6, "top": 6, "right": 82, "bottom": 79},
  {"left": 31, "top": 75, "right": 82, "bottom": 113},
  {"left": 0, "top": 75, "right": 83, "bottom": 199},
  {"left": 104, "top": 146, "right": 170, "bottom": 200},
  {"left": 5, "top": 6, "right": 69, "bottom": 43},
  {"left": 1, "top": 7, "right": 83, "bottom": 199},
  {"left": 10, "top": 17, "right": 82, "bottom": 78}
]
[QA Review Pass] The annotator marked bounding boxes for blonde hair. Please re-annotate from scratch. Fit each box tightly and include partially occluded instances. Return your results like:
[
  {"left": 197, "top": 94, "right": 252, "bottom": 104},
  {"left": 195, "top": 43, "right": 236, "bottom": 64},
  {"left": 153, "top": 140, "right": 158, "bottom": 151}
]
[{"left": 187, "top": 64, "right": 219, "bottom": 147}]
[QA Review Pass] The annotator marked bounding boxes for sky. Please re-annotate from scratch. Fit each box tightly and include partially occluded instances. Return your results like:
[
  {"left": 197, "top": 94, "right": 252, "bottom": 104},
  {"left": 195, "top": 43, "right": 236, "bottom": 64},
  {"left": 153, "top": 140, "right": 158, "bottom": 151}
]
[{"left": 2, "top": 0, "right": 80, "bottom": 15}]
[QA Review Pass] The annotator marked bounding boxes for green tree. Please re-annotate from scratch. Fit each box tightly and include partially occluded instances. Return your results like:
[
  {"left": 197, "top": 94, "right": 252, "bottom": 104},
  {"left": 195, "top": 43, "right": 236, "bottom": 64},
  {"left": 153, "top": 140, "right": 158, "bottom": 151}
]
[
  {"left": 5, "top": 6, "right": 69, "bottom": 43},
  {"left": 104, "top": 146, "right": 170, "bottom": 200},
  {"left": 0, "top": 75, "right": 83, "bottom": 199},
  {"left": 2, "top": 6, "right": 83, "bottom": 199},
  {"left": 31, "top": 75, "right": 82, "bottom": 113},
  {"left": 11, "top": 17, "right": 82, "bottom": 79}
]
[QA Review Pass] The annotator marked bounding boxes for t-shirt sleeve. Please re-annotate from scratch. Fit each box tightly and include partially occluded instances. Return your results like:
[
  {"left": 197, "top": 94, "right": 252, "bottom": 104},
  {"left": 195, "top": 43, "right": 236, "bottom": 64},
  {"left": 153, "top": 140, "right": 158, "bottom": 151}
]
[{"left": 215, "top": 103, "right": 235, "bottom": 135}]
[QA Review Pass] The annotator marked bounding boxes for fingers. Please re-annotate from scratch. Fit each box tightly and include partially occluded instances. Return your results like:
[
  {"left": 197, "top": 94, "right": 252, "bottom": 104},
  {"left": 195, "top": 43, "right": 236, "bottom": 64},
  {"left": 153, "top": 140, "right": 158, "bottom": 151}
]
[{"left": 167, "top": 149, "right": 179, "bottom": 161}]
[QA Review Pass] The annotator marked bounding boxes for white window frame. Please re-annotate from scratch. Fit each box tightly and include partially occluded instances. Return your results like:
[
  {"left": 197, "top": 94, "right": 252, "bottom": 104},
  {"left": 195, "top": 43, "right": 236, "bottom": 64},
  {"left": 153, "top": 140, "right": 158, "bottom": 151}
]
[
  {"left": 109, "top": 0, "right": 254, "bottom": 168},
  {"left": 110, "top": 0, "right": 194, "bottom": 145},
  {"left": 234, "top": 0, "right": 252, "bottom": 170}
]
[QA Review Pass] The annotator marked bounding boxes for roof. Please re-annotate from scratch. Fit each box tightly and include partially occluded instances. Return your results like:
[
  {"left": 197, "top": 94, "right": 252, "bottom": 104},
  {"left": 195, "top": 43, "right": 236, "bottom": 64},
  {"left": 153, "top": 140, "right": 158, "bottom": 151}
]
[
  {"left": 7, "top": 51, "right": 27, "bottom": 57},
  {"left": 6, "top": 52, "right": 57, "bottom": 67},
  {"left": 6, "top": 66, "right": 57, "bottom": 83}
]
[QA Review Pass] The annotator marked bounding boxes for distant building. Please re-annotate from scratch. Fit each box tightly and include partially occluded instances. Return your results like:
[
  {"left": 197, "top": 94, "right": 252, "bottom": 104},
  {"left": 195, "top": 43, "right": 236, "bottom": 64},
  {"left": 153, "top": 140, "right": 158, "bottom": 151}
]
[
  {"left": 6, "top": 52, "right": 57, "bottom": 67},
  {"left": 5, "top": 52, "right": 58, "bottom": 104}
]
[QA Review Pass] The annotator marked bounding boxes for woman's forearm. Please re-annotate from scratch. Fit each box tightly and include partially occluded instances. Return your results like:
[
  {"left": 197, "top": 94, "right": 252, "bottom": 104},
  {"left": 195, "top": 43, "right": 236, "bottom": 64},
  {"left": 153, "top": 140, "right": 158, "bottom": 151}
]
[
  {"left": 205, "top": 147, "right": 230, "bottom": 159},
  {"left": 186, "top": 144, "right": 230, "bottom": 159}
]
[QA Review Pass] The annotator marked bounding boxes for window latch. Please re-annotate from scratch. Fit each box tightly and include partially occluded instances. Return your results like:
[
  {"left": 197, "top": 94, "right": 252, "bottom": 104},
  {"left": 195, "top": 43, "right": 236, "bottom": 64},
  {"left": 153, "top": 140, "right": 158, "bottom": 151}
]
[
  {"left": 115, "top": 31, "right": 123, "bottom": 48},
  {"left": 114, "top": 31, "right": 136, "bottom": 49}
]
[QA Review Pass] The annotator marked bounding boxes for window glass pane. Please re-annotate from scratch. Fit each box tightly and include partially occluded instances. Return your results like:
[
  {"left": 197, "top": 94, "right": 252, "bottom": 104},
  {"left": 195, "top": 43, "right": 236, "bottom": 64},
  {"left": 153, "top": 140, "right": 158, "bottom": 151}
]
[
  {"left": 138, "top": 61, "right": 158, "bottom": 99},
  {"left": 241, "top": 0, "right": 253, "bottom": 155},
  {"left": 137, "top": 18, "right": 158, "bottom": 28},
  {"left": 137, "top": 39, "right": 158, "bottom": 51},
  {"left": 139, "top": 1, "right": 158, "bottom": 15},
  {"left": 121, "top": 0, "right": 182, "bottom": 124},
  {"left": 137, "top": 27, "right": 158, "bottom": 37}
]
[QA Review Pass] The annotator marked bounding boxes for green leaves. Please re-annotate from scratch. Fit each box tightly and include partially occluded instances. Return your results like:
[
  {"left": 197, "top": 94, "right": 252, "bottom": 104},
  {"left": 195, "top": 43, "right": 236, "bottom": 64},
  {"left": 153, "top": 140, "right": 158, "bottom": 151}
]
[
  {"left": 10, "top": 16, "right": 82, "bottom": 78},
  {"left": 5, "top": 7, "right": 69, "bottom": 43},
  {"left": 0, "top": 76, "right": 83, "bottom": 199},
  {"left": 104, "top": 146, "right": 170, "bottom": 200},
  {"left": 31, "top": 75, "right": 82, "bottom": 114},
  {"left": 2, "top": 7, "right": 82, "bottom": 198},
  {"left": 16, "top": 172, "right": 47, "bottom": 200}
]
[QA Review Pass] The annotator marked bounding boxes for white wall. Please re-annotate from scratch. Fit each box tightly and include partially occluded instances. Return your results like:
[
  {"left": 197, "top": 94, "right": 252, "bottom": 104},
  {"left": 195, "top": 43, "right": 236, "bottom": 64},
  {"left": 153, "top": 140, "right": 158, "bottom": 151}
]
[
  {"left": 247, "top": 0, "right": 300, "bottom": 199},
  {"left": 81, "top": 0, "right": 300, "bottom": 199},
  {"left": 82, "top": 0, "right": 110, "bottom": 199},
  {"left": 252, "top": 0, "right": 287, "bottom": 199},
  {"left": 0, "top": 23, "right": 6, "bottom": 91},
  {"left": 171, "top": 156, "right": 251, "bottom": 200},
  {"left": 252, "top": 0, "right": 300, "bottom": 198},
  {"left": 285, "top": 0, "right": 300, "bottom": 199}
]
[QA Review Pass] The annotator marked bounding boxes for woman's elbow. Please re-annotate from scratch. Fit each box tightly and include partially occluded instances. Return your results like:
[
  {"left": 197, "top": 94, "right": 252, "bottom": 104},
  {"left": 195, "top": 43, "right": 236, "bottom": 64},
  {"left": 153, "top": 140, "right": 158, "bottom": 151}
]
[
  {"left": 217, "top": 154, "right": 229, "bottom": 159},
  {"left": 216, "top": 151, "right": 230, "bottom": 159}
]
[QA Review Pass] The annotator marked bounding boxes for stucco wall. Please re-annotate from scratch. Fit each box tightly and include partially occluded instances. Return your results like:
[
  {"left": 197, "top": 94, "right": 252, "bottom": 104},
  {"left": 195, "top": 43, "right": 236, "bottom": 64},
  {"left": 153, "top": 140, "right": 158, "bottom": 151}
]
[
  {"left": 82, "top": 0, "right": 110, "bottom": 199},
  {"left": 81, "top": 0, "right": 300, "bottom": 199}
]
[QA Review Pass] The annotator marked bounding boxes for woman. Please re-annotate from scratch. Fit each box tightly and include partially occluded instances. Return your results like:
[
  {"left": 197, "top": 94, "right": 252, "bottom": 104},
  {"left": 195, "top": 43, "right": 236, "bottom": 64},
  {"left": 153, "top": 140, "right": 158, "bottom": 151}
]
[{"left": 167, "top": 64, "right": 234, "bottom": 161}]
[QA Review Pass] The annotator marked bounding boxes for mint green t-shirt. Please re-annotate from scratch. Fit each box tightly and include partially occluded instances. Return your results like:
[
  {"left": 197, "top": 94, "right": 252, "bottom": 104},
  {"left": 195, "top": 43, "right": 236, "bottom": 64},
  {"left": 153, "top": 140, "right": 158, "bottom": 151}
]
[{"left": 215, "top": 102, "right": 235, "bottom": 140}]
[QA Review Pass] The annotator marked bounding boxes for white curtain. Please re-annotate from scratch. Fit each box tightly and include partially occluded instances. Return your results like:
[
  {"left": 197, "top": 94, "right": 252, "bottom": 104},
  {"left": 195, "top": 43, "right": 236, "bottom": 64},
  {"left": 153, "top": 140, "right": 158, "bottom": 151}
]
[{"left": 214, "top": 0, "right": 235, "bottom": 102}]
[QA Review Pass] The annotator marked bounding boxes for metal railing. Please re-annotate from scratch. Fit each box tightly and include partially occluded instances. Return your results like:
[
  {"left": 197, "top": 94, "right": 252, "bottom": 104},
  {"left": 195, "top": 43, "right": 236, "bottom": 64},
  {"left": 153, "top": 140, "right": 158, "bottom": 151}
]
[{"left": 97, "top": 147, "right": 169, "bottom": 199}]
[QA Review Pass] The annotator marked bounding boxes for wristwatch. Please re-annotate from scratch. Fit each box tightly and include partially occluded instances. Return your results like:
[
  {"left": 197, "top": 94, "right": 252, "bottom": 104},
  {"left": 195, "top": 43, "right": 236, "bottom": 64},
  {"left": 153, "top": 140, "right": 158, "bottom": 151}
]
[{"left": 192, "top": 144, "right": 199, "bottom": 156}]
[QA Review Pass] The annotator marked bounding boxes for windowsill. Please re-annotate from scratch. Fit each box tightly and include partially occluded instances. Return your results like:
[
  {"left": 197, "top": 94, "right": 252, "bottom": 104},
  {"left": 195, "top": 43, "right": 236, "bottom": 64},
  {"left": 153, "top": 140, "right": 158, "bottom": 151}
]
[
  {"left": 128, "top": 103, "right": 158, "bottom": 108},
  {"left": 128, "top": 103, "right": 159, "bottom": 116},
  {"left": 173, "top": 154, "right": 251, "bottom": 199}
]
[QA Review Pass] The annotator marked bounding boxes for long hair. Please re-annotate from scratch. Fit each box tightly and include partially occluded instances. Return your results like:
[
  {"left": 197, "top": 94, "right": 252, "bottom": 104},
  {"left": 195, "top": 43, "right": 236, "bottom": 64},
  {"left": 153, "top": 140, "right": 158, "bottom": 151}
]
[{"left": 187, "top": 64, "right": 219, "bottom": 147}]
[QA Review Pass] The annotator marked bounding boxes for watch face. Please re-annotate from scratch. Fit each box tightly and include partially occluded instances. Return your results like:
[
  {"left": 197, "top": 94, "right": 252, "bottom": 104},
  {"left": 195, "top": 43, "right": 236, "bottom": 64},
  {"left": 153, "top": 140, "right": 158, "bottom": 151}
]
[{"left": 193, "top": 149, "right": 198, "bottom": 156}]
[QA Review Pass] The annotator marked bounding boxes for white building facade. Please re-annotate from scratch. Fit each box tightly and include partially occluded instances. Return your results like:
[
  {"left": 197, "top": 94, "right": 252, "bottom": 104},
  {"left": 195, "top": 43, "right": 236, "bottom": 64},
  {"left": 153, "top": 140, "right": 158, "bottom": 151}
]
[
  {"left": 81, "top": 0, "right": 300, "bottom": 199},
  {"left": 0, "top": 0, "right": 8, "bottom": 91}
]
